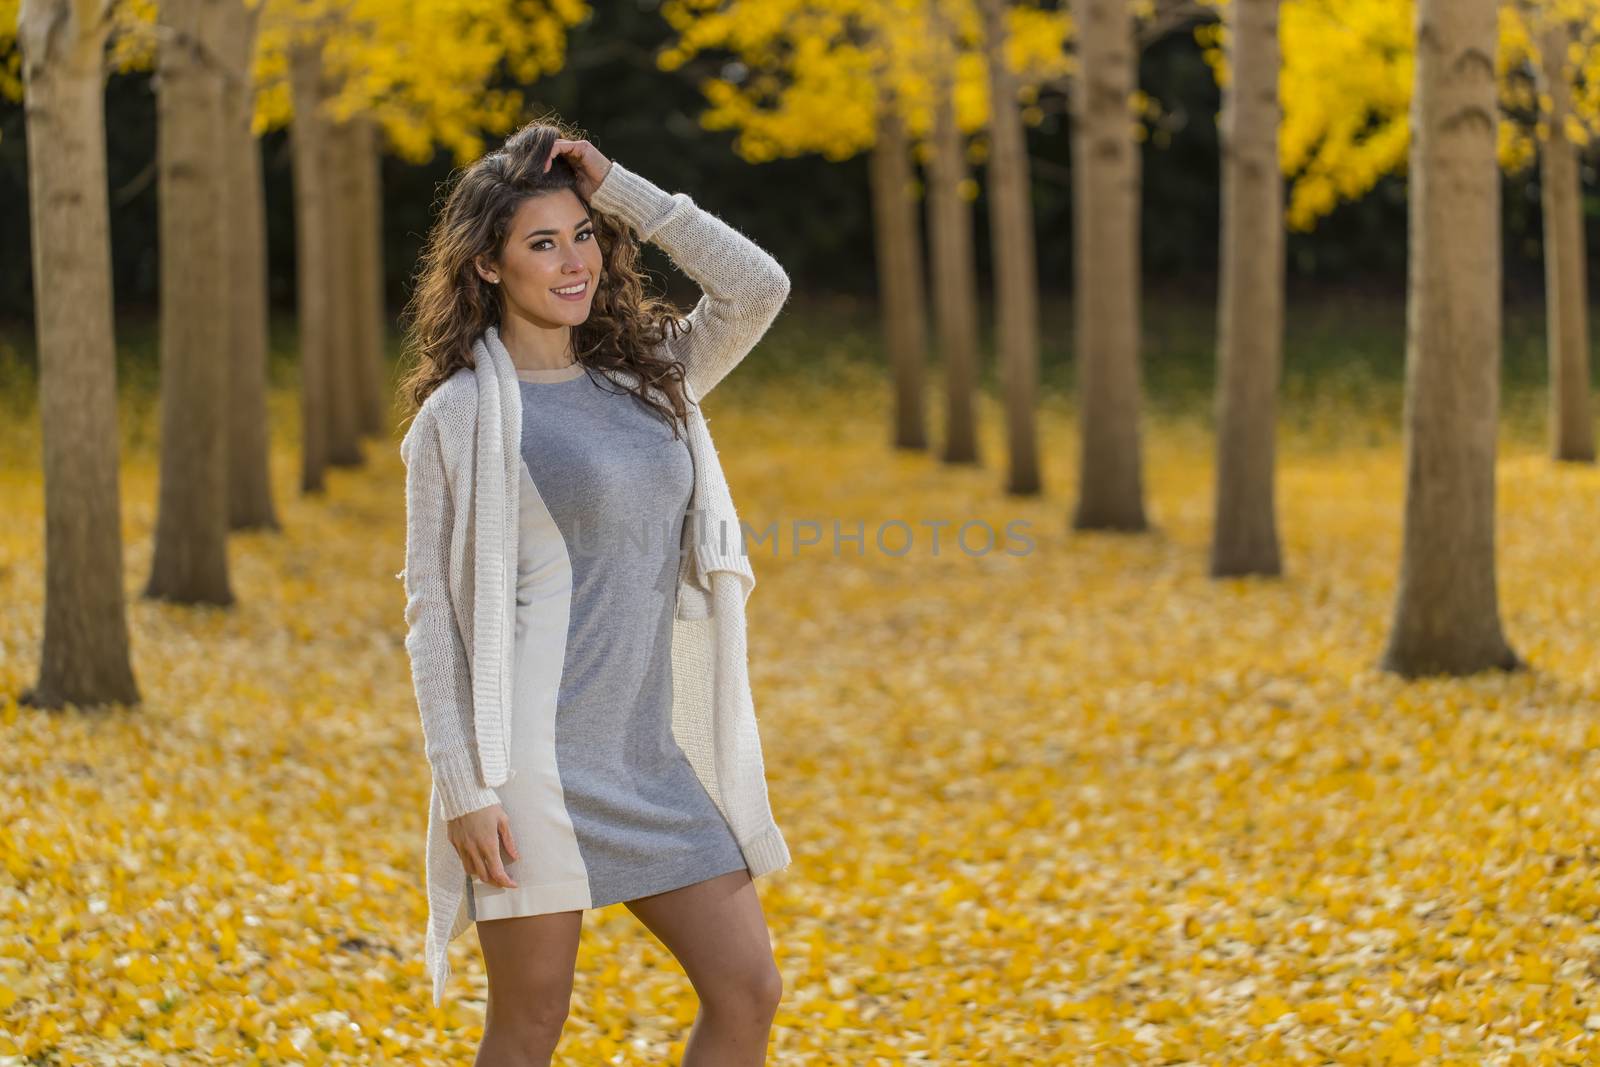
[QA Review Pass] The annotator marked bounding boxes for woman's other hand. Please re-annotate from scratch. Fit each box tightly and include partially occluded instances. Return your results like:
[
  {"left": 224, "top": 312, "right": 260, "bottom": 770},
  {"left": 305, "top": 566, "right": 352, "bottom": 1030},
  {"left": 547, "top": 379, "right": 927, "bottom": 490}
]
[
  {"left": 544, "top": 138, "right": 614, "bottom": 203},
  {"left": 448, "top": 804, "right": 521, "bottom": 888}
]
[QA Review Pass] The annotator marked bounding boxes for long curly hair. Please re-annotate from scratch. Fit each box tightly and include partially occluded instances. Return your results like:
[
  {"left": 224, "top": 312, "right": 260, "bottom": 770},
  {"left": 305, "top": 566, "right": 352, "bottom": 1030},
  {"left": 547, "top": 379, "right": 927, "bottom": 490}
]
[{"left": 396, "top": 118, "right": 694, "bottom": 434}]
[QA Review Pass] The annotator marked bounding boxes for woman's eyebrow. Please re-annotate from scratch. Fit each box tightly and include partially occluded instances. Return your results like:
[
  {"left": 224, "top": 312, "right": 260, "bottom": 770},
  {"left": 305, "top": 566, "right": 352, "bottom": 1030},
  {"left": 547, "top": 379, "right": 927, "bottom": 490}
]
[{"left": 525, "top": 218, "right": 593, "bottom": 238}]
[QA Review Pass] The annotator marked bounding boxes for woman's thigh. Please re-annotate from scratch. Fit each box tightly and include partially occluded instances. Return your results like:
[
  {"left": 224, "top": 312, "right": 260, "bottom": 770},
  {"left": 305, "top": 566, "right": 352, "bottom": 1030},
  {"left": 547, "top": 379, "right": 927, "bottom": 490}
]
[
  {"left": 477, "top": 910, "right": 585, "bottom": 1022},
  {"left": 623, "top": 869, "right": 781, "bottom": 1005}
]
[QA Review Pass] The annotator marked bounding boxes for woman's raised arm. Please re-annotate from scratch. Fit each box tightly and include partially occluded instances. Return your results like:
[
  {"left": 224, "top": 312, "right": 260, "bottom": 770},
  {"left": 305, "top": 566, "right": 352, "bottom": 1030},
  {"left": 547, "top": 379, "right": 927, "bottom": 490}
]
[{"left": 589, "top": 161, "right": 791, "bottom": 399}]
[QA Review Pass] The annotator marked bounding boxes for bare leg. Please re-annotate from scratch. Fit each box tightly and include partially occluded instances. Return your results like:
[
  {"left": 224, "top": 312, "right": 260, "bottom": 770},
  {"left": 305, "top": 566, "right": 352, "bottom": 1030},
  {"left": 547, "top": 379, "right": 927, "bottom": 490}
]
[
  {"left": 473, "top": 910, "right": 584, "bottom": 1067},
  {"left": 624, "top": 868, "right": 782, "bottom": 1067}
]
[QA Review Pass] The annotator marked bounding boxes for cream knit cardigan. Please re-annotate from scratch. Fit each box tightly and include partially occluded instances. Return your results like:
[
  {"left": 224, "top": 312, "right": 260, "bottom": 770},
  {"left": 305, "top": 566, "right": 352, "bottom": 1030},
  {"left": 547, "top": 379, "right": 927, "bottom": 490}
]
[{"left": 398, "top": 161, "right": 793, "bottom": 1007}]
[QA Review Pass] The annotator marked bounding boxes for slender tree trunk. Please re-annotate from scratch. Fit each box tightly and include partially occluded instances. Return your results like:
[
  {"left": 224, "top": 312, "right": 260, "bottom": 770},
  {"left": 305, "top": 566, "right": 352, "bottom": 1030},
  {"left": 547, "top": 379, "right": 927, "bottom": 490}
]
[
  {"left": 1211, "top": 0, "right": 1284, "bottom": 576},
  {"left": 146, "top": 0, "right": 234, "bottom": 605},
  {"left": 980, "top": 0, "right": 1042, "bottom": 495},
  {"left": 17, "top": 0, "right": 141, "bottom": 709},
  {"left": 352, "top": 116, "right": 390, "bottom": 437},
  {"left": 1380, "top": 0, "right": 1521, "bottom": 677},
  {"left": 869, "top": 84, "right": 930, "bottom": 451},
  {"left": 1534, "top": 12, "right": 1596, "bottom": 463},
  {"left": 325, "top": 114, "right": 364, "bottom": 466},
  {"left": 290, "top": 41, "right": 330, "bottom": 493},
  {"left": 927, "top": 0, "right": 982, "bottom": 464},
  {"left": 220, "top": 0, "right": 279, "bottom": 530},
  {"left": 1069, "top": 0, "right": 1146, "bottom": 530}
]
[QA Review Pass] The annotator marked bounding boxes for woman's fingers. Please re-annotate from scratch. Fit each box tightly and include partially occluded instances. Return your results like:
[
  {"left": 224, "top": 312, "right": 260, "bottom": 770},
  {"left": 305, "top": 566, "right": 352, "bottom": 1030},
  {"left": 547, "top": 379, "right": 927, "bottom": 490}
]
[
  {"left": 499, "top": 814, "right": 521, "bottom": 863},
  {"left": 449, "top": 806, "right": 519, "bottom": 887},
  {"left": 481, "top": 836, "right": 517, "bottom": 889},
  {"left": 544, "top": 139, "right": 575, "bottom": 172},
  {"left": 465, "top": 839, "right": 501, "bottom": 887},
  {"left": 463, "top": 815, "right": 517, "bottom": 888},
  {"left": 459, "top": 843, "right": 484, "bottom": 882},
  {"left": 544, "top": 139, "right": 605, "bottom": 186}
]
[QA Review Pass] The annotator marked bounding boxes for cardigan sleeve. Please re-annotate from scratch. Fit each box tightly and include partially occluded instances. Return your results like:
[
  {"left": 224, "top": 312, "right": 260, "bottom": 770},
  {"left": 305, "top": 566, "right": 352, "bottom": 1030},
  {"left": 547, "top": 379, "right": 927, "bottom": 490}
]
[
  {"left": 400, "top": 408, "right": 504, "bottom": 821},
  {"left": 588, "top": 160, "right": 792, "bottom": 399}
]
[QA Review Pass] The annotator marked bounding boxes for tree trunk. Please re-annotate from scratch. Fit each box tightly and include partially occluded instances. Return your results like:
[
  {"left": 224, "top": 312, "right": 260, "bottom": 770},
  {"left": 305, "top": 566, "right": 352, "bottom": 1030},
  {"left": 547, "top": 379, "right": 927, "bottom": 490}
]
[
  {"left": 325, "top": 114, "right": 364, "bottom": 466},
  {"left": 351, "top": 115, "right": 390, "bottom": 437},
  {"left": 1211, "top": 0, "right": 1284, "bottom": 576},
  {"left": 289, "top": 40, "right": 330, "bottom": 493},
  {"left": 1380, "top": 0, "right": 1521, "bottom": 677},
  {"left": 869, "top": 84, "right": 930, "bottom": 452},
  {"left": 1069, "top": 0, "right": 1146, "bottom": 530},
  {"left": 1534, "top": 12, "right": 1596, "bottom": 463},
  {"left": 146, "top": 0, "right": 234, "bottom": 605},
  {"left": 927, "top": 0, "right": 982, "bottom": 465},
  {"left": 17, "top": 0, "right": 141, "bottom": 709},
  {"left": 220, "top": 0, "right": 279, "bottom": 531},
  {"left": 980, "top": 0, "right": 1042, "bottom": 495}
]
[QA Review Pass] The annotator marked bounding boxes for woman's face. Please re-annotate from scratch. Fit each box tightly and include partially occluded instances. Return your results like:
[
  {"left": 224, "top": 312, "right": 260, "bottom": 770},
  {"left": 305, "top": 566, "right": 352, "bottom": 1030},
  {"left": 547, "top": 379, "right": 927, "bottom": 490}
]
[{"left": 476, "top": 189, "right": 604, "bottom": 326}]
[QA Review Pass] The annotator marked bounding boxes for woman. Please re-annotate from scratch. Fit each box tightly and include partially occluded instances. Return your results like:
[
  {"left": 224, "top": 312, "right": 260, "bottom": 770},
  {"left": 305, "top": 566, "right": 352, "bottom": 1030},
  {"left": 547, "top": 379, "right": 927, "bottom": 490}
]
[{"left": 395, "top": 120, "right": 793, "bottom": 1065}]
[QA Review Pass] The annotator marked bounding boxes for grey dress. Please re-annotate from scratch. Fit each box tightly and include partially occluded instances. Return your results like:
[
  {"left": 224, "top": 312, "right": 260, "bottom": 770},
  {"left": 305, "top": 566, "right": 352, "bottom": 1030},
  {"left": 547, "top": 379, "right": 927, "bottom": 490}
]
[{"left": 467, "top": 361, "right": 749, "bottom": 921}]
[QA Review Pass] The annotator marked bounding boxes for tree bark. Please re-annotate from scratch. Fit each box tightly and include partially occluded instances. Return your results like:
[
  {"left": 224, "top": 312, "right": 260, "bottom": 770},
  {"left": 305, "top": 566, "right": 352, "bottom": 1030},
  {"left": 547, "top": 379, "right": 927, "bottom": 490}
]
[
  {"left": 351, "top": 115, "right": 391, "bottom": 438},
  {"left": 927, "top": 0, "right": 982, "bottom": 465},
  {"left": 289, "top": 40, "right": 330, "bottom": 493},
  {"left": 146, "top": 0, "right": 234, "bottom": 605},
  {"left": 17, "top": 0, "right": 141, "bottom": 708},
  {"left": 980, "top": 0, "right": 1042, "bottom": 495},
  {"left": 1069, "top": 0, "right": 1147, "bottom": 530},
  {"left": 220, "top": 0, "right": 279, "bottom": 531},
  {"left": 1533, "top": 12, "right": 1596, "bottom": 463},
  {"left": 325, "top": 113, "right": 364, "bottom": 466},
  {"left": 1211, "top": 0, "right": 1283, "bottom": 576},
  {"left": 1380, "top": 0, "right": 1522, "bottom": 677},
  {"left": 869, "top": 83, "right": 930, "bottom": 451}
]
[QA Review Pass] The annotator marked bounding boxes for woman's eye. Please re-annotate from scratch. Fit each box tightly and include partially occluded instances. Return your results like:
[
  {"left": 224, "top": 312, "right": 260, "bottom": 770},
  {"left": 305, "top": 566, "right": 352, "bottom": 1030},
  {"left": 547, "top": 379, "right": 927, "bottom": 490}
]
[{"left": 532, "top": 230, "right": 594, "bottom": 251}]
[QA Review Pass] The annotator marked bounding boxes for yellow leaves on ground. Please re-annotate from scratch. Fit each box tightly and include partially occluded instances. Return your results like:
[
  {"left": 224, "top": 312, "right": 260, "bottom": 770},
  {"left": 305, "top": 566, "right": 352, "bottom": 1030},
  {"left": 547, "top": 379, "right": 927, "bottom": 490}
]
[{"left": 3, "top": 362, "right": 1600, "bottom": 1063}]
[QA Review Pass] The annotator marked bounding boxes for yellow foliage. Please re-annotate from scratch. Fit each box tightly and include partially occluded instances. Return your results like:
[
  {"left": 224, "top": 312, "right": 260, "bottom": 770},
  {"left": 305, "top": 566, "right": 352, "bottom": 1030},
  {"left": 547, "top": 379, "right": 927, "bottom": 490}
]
[
  {"left": 0, "top": 0, "right": 587, "bottom": 160},
  {"left": 1279, "top": 0, "right": 1600, "bottom": 231},
  {"left": 0, "top": 0, "right": 18, "bottom": 103},
  {"left": 1278, "top": 0, "right": 1413, "bottom": 231},
  {"left": 659, "top": 0, "right": 1069, "bottom": 165},
  {"left": 2, "top": 346, "right": 1600, "bottom": 1060},
  {"left": 269, "top": 0, "right": 579, "bottom": 163}
]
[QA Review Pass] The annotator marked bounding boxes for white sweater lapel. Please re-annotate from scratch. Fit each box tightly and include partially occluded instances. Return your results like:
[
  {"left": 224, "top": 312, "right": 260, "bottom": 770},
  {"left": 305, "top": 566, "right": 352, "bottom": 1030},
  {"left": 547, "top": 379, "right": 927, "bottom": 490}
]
[{"left": 468, "top": 324, "right": 521, "bottom": 788}]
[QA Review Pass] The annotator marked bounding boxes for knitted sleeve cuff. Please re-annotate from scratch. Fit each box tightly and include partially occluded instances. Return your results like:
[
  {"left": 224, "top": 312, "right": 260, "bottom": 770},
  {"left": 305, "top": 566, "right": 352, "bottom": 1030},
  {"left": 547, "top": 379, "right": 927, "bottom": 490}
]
[
  {"left": 431, "top": 748, "right": 503, "bottom": 822},
  {"left": 589, "top": 160, "right": 690, "bottom": 243}
]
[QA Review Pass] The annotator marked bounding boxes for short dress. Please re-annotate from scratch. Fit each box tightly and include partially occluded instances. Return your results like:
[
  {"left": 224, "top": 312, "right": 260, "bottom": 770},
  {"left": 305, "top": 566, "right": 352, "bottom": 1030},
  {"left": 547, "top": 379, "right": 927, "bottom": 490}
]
[{"left": 467, "top": 360, "right": 750, "bottom": 921}]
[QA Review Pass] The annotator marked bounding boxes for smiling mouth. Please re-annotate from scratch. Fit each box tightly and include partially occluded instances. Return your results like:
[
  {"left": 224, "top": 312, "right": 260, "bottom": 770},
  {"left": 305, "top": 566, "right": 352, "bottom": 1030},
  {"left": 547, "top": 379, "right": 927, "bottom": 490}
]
[{"left": 551, "top": 280, "right": 589, "bottom": 297}]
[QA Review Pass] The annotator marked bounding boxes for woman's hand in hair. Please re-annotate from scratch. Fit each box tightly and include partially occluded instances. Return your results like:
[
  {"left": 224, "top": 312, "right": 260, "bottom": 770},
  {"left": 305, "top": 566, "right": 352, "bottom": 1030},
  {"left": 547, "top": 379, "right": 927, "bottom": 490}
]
[
  {"left": 544, "top": 139, "right": 614, "bottom": 203},
  {"left": 448, "top": 804, "right": 520, "bottom": 888}
]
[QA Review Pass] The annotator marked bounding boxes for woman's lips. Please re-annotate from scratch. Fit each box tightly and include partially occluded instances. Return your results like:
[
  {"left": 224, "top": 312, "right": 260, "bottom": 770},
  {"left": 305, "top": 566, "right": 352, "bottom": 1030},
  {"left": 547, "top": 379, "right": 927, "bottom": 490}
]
[{"left": 551, "top": 280, "right": 589, "bottom": 301}]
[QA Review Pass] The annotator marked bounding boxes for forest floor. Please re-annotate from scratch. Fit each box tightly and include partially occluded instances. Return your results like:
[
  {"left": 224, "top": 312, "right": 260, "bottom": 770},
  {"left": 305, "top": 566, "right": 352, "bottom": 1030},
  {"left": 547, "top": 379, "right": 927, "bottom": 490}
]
[{"left": 3, "top": 299, "right": 1600, "bottom": 1064}]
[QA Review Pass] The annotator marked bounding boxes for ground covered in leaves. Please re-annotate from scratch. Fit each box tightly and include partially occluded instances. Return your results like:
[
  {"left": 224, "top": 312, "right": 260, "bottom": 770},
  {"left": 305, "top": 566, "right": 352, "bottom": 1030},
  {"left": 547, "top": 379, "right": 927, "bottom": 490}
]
[{"left": 4, "top": 354, "right": 1600, "bottom": 1065}]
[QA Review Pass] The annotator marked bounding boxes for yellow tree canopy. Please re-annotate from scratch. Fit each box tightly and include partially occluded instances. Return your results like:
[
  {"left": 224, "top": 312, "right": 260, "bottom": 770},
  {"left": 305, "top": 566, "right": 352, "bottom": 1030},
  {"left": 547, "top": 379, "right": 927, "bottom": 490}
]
[
  {"left": 1, "top": 0, "right": 588, "bottom": 163},
  {"left": 0, "top": 1, "right": 13, "bottom": 100},
  {"left": 1200, "top": 0, "right": 1600, "bottom": 231},
  {"left": 656, "top": 0, "right": 1071, "bottom": 165},
  {"left": 257, "top": 0, "right": 587, "bottom": 163}
]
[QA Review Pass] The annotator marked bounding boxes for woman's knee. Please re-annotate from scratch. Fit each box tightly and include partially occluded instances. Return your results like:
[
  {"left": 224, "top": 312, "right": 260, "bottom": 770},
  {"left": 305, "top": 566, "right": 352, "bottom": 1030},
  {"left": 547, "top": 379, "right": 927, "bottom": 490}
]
[
  {"left": 753, "top": 962, "right": 784, "bottom": 1016},
  {"left": 484, "top": 997, "right": 570, "bottom": 1061},
  {"left": 701, "top": 959, "right": 783, "bottom": 1021},
  {"left": 485, "top": 971, "right": 573, "bottom": 1044}
]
